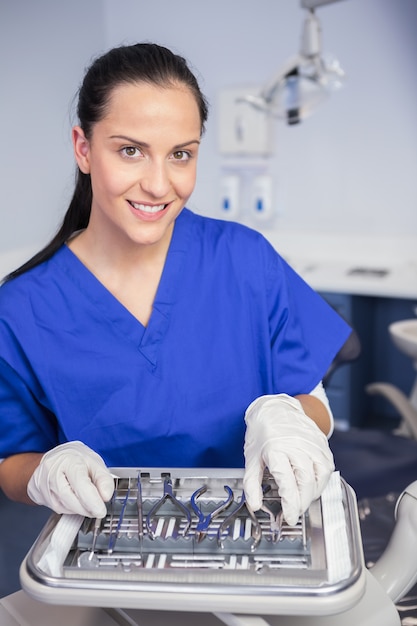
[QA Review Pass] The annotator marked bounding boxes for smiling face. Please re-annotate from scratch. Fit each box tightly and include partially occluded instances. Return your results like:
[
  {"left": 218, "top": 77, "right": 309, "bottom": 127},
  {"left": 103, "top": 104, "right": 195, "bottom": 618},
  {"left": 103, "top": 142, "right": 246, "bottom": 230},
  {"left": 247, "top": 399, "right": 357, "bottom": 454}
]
[{"left": 72, "top": 81, "right": 201, "bottom": 254}]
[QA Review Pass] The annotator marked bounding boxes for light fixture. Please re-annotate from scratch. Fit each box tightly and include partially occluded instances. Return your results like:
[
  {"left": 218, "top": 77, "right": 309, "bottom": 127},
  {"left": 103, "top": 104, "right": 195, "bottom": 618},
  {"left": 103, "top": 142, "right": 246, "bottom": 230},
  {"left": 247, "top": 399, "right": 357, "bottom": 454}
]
[{"left": 241, "top": 0, "right": 346, "bottom": 125}]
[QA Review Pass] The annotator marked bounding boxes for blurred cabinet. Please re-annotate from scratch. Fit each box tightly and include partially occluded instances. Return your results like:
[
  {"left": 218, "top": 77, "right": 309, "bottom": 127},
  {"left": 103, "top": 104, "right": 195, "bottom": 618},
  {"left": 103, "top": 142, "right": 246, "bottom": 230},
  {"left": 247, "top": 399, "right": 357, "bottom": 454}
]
[{"left": 320, "top": 292, "right": 417, "bottom": 430}]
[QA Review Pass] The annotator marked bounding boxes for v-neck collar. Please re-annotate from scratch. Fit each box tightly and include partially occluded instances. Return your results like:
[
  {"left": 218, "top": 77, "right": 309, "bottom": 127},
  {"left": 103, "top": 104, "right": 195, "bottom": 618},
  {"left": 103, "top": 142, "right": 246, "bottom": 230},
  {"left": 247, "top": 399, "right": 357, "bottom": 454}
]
[
  {"left": 139, "top": 209, "right": 193, "bottom": 366},
  {"left": 59, "top": 209, "right": 193, "bottom": 369}
]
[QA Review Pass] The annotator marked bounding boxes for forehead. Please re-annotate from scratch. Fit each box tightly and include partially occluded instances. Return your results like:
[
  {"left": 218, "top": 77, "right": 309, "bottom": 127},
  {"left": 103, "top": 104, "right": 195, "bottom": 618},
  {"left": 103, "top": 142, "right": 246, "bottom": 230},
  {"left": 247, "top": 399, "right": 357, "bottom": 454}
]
[{"left": 101, "top": 81, "right": 201, "bottom": 134}]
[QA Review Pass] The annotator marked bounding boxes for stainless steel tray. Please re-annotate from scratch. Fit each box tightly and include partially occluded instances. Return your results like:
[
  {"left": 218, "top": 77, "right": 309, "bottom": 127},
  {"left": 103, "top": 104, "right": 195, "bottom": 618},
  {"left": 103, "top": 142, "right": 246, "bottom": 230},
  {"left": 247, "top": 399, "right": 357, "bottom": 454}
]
[{"left": 20, "top": 469, "right": 366, "bottom": 616}]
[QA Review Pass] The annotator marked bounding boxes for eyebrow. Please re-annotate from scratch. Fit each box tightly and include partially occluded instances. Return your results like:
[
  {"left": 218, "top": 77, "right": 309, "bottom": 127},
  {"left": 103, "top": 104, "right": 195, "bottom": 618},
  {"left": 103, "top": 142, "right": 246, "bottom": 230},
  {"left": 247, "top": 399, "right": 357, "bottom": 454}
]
[{"left": 109, "top": 135, "right": 201, "bottom": 149}]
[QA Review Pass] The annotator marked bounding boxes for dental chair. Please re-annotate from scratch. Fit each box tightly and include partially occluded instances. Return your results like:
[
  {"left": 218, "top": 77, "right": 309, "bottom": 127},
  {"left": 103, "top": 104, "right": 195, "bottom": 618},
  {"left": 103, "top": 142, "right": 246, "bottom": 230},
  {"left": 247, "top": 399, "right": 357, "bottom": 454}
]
[
  {"left": 366, "top": 316, "right": 417, "bottom": 439},
  {"left": 366, "top": 382, "right": 417, "bottom": 439},
  {"left": 324, "top": 330, "right": 417, "bottom": 625},
  {"left": 322, "top": 327, "right": 361, "bottom": 388},
  {"left": 326, "top": 328, "right": 417, "bottom": 500}
]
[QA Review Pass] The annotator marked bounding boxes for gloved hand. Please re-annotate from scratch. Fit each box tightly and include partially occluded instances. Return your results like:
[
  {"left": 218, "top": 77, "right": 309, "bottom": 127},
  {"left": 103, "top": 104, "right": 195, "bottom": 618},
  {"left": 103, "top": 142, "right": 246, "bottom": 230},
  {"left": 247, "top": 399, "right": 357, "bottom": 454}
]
[
  {"left": 243, "top": 394, "right": 334, "bottom": 526},
  {"left": 27, "top": 441, "right": 115, "bottom": 518}
]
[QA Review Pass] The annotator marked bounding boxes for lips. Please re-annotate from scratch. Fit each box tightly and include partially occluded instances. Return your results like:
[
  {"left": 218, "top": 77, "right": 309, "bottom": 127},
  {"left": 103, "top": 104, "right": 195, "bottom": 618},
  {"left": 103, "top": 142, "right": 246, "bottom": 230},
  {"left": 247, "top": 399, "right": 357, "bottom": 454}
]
[{"left": 128, "top": 201, "right": 167, "bottom": 214}]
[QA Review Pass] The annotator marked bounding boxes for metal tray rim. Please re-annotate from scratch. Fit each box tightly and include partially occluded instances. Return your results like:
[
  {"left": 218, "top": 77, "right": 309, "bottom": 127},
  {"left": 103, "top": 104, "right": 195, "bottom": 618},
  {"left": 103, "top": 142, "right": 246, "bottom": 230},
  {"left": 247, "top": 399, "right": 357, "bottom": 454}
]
[{"left": 21, "top": 469, "right": 366, "bottom": 614}]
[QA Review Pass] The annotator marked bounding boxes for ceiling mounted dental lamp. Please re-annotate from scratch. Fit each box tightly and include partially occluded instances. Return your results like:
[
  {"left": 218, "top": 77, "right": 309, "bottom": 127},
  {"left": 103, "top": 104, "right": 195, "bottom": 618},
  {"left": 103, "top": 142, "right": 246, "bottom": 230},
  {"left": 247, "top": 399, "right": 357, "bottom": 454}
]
[{"left": 242, "top": 0, "right": 346, "bottom": 125}]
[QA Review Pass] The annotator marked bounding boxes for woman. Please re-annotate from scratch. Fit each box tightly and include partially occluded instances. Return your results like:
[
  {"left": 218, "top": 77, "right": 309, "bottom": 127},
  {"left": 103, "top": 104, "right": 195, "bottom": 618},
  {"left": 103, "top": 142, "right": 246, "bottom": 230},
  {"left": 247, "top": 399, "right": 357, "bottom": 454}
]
[{"left": 0, "top": 43, "right": 351, "bottom": 526}]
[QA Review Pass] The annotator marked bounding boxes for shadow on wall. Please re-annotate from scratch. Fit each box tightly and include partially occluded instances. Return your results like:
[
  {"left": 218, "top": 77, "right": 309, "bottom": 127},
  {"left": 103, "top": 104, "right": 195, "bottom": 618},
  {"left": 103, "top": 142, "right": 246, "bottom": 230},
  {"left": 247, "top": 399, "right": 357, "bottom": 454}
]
[{"left": 0, "top": 489, "right": 50, "bottom": 597}]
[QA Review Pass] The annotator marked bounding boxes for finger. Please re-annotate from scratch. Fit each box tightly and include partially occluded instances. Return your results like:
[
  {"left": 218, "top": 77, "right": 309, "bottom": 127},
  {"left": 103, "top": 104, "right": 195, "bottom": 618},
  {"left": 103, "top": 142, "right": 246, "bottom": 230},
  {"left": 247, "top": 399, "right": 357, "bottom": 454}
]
[
  {"left": 72, "top": 474, "right": 108, "bottom": 517},
  {"left": 313, "top": 454, "right": 335, "bottom": 497},
  {"left": 265, "top": 450, "right": 301, "bottom": 526},
  {"left": 51, "top": 474, "right": 104, "bottom": 516},
  {"left": 60, "top": 463, "right": 108, "bottom": 517},
  {"left": 243, "top": 457, "right": 265, "bottom": 511},
  {"left": 90, "top": 467, "right": 115, "bottom": 502},
  {"left": 283, "top": 450, "right": 316, "bottom": 514}
]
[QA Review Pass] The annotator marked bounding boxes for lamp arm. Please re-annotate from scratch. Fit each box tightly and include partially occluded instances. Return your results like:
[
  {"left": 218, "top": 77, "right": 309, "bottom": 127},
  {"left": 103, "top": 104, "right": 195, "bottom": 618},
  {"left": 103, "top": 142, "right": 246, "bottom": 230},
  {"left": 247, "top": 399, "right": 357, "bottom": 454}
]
[
  {"left": 259, "top": 55, "right": 301, "bottom": 101},
  {"left": 301, "top": 0, "right": 347, "bottom": 9}
]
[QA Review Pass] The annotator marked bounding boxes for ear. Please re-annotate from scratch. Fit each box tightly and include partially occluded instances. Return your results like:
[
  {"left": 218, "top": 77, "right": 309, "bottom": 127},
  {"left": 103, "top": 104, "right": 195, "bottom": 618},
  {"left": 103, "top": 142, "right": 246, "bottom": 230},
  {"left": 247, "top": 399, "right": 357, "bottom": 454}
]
[{"left": 72, "top": 126, "right": 91, "bottom": 174}]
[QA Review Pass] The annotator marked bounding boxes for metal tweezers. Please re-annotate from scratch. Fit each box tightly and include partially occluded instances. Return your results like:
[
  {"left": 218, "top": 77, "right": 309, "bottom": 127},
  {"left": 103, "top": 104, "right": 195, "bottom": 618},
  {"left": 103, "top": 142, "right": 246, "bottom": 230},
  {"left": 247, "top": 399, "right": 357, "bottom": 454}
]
[
  {"left": 146, "top": 476, "right": 192, "bottom": 539},
  {"left": 260, "top": 501, "right": 283, "bottom": 542},
  {"left": 191, "top": 484, "right": 234, "bottom": 542},
  {"left": 107, "top": 481, "right": 131, "bottom": 554}
]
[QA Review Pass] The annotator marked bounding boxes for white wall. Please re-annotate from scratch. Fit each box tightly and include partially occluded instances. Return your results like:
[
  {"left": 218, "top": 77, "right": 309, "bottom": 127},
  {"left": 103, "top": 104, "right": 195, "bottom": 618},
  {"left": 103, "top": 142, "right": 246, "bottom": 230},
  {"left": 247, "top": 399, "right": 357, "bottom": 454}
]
[
  {"left": 1, "top": 0, "right": 416, "bottom": 273},
  {"left": 0, "top": 0, "right": 106, "bottom": 260},
  {"left": 103, "top": 0, "right": 417, "bottom": 236}
]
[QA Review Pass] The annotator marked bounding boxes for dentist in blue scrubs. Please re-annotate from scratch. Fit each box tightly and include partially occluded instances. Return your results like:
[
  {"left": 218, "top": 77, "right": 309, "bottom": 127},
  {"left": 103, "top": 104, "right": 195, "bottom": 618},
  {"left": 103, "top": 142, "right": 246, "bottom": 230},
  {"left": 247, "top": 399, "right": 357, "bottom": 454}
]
[{"left": 0, "top": 43, "right": 351, "bottom": 527}]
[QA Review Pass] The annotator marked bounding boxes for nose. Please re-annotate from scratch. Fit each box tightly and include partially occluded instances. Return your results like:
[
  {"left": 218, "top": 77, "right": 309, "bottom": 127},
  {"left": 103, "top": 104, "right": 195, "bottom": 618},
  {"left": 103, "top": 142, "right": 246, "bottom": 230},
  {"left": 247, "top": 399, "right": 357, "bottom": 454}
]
[{"left": 140, "top": 160, "right": 171, "bottom": 199}]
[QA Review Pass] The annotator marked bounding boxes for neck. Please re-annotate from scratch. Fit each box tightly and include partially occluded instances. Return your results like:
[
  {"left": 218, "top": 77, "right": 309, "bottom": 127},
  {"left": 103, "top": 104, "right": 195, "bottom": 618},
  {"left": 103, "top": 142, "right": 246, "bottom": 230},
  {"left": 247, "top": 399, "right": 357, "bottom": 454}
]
[{"left": 69, "top": 220, "right": 174, "bottom": 275}]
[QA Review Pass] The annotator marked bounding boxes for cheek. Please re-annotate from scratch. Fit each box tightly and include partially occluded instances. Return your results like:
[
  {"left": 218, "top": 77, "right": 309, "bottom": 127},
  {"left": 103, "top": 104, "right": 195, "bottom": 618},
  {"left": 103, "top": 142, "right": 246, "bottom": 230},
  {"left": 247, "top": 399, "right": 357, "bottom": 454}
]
[
  {"left": 175, "top": 167, "right": 197, "bottom": 198},
  {"left": 91, "top": 161, "right": 132, "bottom": 198}
]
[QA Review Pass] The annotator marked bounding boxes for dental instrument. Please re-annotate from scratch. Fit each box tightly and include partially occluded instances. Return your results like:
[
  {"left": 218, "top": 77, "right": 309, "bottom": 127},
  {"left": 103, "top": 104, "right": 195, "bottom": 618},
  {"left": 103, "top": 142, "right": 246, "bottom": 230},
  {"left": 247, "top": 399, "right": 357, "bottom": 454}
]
[
  {"left": 146, "top": 476, "right": 192, "bottom": 540},
  {"left": 190, "top": 484, "right": 234, "bottom": 542}
]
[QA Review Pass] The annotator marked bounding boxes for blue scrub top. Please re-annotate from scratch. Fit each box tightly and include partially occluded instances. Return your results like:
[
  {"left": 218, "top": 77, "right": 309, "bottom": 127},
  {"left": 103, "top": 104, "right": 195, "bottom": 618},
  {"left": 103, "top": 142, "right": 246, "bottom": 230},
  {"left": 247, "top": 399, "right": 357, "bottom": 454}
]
[{"left": 0, "top": 209, "right": 351, "bottom": 468}]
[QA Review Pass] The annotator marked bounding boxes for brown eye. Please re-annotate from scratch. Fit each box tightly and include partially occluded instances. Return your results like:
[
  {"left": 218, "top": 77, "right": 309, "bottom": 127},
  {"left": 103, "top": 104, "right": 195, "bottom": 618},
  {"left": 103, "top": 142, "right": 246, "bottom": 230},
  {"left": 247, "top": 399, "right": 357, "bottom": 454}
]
[
  {"left": 172, "top": 150, "right": 190, "bottom": 161},
  {"left": 123, "top": 146, "right": 139, "bottom": 157}
]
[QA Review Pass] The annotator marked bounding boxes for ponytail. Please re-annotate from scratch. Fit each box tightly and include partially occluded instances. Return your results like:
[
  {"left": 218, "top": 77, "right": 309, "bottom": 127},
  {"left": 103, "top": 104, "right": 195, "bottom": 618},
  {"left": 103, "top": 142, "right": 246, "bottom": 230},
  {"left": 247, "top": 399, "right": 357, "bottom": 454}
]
[{"left": 3, "top": 171, "right": 91, "bottom": 282}]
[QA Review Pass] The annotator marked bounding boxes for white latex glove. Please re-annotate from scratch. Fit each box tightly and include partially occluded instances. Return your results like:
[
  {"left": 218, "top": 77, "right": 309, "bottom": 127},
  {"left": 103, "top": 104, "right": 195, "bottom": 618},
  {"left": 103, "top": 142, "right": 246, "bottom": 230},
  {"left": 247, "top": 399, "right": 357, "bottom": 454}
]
[
  {"left": 243, "top": 394, "right": 335, "bottom": 526},
  {"left": 27, "top": 441, "right": 115, "bottom": 518}
]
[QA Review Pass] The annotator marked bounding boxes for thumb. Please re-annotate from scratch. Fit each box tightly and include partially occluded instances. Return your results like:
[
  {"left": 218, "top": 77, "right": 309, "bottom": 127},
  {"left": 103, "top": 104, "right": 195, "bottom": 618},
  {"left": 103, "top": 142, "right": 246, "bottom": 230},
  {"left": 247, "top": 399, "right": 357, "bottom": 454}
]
[{"left": 89, "top": 466, "right": 115, "bottom": 502}]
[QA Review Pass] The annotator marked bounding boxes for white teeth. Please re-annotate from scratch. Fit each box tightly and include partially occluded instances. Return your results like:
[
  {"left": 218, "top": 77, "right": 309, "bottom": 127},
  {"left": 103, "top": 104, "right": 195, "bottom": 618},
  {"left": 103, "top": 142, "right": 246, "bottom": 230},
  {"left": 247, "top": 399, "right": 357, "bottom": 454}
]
[{"left": 130, "top": 201, "right": 166, "bottom": 214}]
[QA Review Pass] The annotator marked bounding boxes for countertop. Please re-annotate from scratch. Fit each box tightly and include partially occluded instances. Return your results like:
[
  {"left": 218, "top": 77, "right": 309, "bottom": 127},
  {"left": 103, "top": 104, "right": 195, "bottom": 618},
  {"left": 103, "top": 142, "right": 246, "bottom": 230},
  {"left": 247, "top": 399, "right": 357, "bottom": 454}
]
[
  {"left": 258, "top": 228, "right": 417, "bottom": 300},
  {"left": 1, "top": 230, "right": 417, "bottom": 300}
]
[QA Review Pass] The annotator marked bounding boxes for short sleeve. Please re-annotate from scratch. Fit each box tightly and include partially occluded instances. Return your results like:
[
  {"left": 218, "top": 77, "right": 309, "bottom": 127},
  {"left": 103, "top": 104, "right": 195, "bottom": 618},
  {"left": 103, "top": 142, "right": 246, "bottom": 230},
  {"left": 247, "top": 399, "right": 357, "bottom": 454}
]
[
  {"left": 0, "top": 358, "right": 58, "bottom": 457},
  {"left": 265, "top": 250, "right": 352, "bottom": 395}
]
